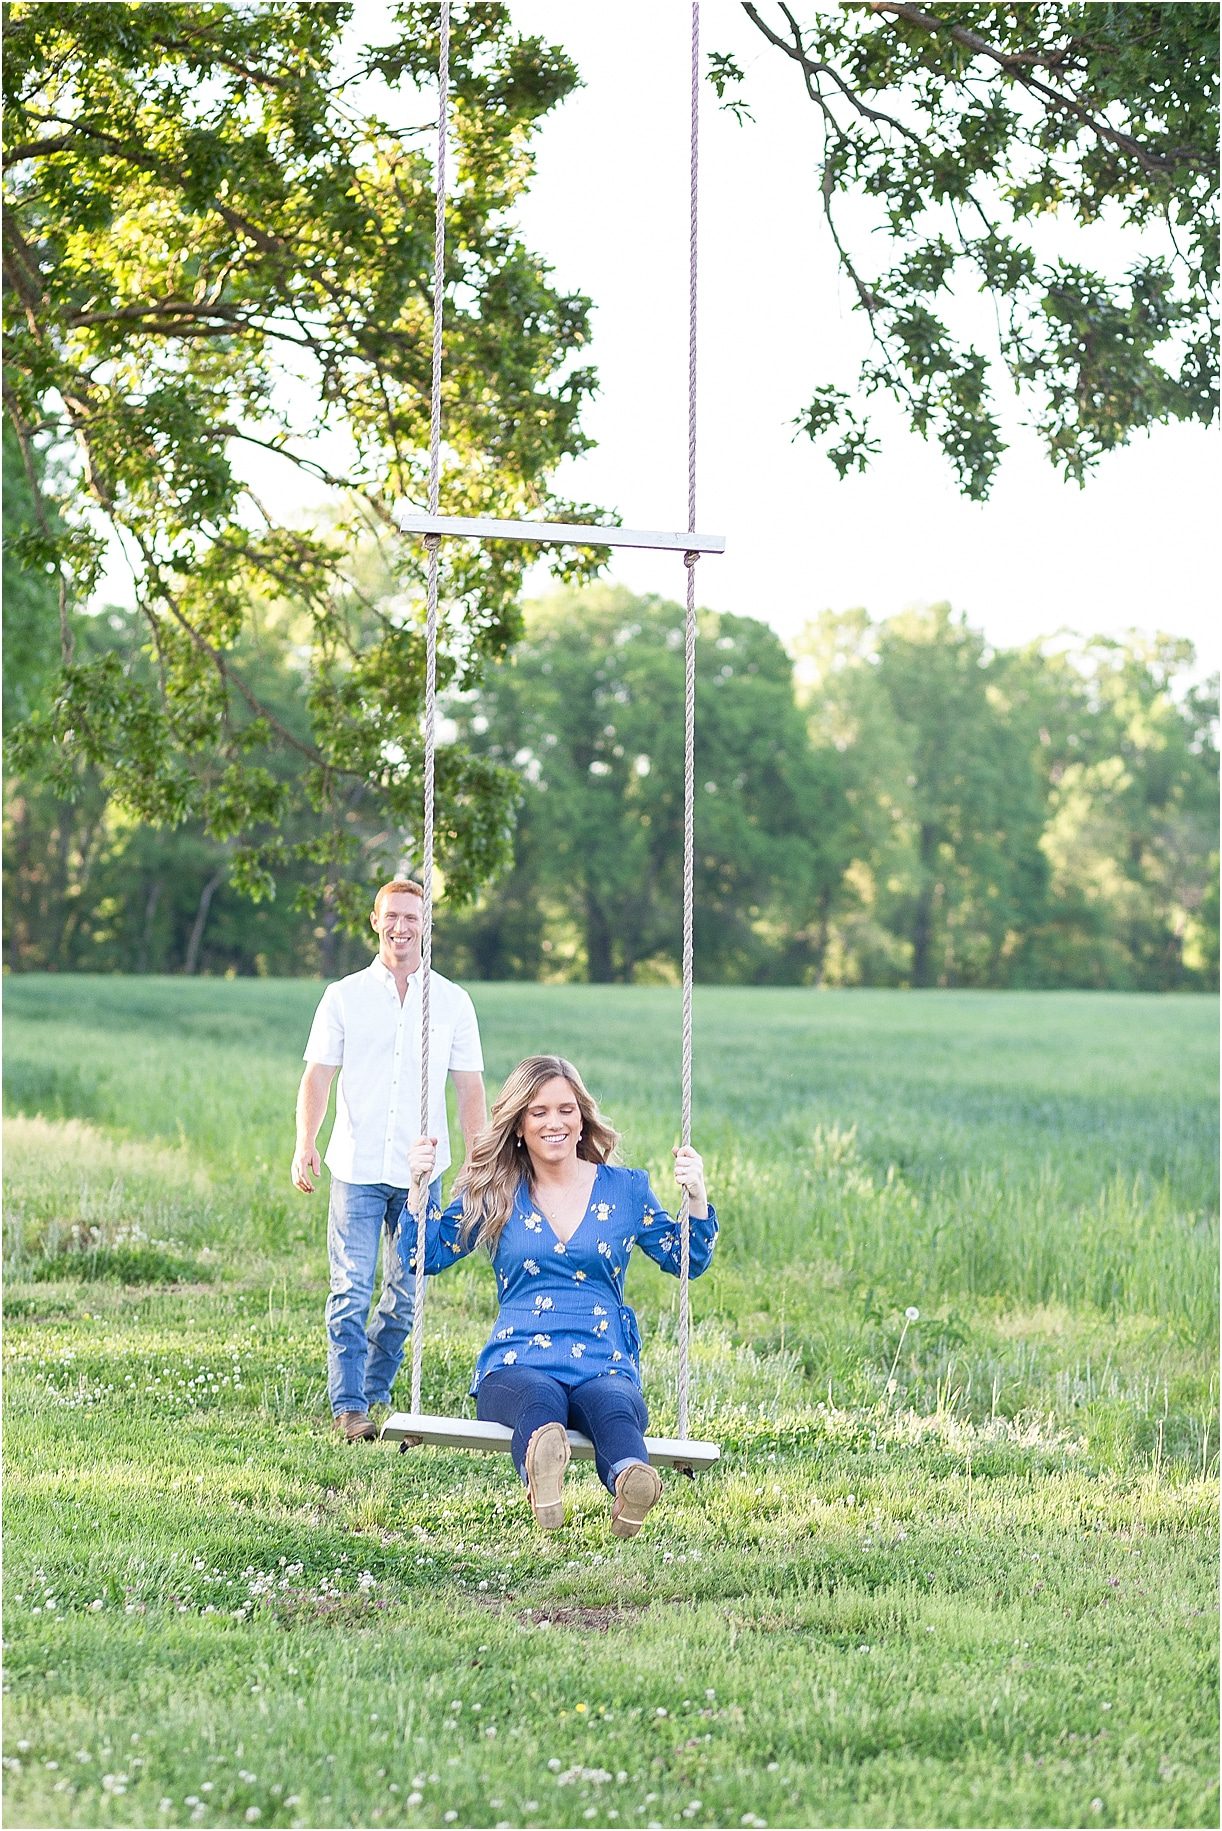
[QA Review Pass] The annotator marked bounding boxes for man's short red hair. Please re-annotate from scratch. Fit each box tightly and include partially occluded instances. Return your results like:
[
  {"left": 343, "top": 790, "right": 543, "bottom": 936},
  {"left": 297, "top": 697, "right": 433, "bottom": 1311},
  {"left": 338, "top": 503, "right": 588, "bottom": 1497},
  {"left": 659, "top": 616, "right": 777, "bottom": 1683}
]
[{"left": 372, "top": 878, "right": 424, "bottom": 917}]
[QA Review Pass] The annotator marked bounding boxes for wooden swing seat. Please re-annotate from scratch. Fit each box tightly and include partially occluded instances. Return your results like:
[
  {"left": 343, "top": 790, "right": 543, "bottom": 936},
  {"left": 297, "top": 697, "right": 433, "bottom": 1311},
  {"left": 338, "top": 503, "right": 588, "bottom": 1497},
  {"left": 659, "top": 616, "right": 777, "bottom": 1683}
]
[
  {"left": 380, "top": 1410, "right": 720, "bottom": 1471},
  {"left": 395, "top": 509, "right": 725, "bottom": 555}
]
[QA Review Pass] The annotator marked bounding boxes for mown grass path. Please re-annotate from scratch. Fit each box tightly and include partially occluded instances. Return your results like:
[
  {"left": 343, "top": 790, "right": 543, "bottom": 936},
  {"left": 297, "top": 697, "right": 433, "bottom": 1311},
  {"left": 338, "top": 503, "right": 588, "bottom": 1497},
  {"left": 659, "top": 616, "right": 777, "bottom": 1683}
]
[{"left": 3, "top": 981, "right": 1218, "bottom": 1829}]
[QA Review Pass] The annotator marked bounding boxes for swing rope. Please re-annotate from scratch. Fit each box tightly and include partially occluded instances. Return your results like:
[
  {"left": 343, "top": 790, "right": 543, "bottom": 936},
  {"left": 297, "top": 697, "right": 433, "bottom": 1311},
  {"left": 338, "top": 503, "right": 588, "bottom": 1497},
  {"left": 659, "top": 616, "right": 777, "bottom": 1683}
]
[
  {"left": 676, "top": 0, "right": 701, "bottom": 1445},
  {"left": 408, "top": 2, "right": 704, "bottom": 1442},
  {"left": 409, "top": 0, "right": 451, "bottom": 1419}
]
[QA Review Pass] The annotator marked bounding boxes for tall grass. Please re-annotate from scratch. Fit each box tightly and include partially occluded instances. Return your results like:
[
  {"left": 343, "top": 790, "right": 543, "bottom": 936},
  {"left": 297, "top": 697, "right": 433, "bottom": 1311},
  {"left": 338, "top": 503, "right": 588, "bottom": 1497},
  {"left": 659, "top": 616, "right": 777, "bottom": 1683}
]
[{"left": 5, "top": 980, "right": 1215, "bottom": 1334}]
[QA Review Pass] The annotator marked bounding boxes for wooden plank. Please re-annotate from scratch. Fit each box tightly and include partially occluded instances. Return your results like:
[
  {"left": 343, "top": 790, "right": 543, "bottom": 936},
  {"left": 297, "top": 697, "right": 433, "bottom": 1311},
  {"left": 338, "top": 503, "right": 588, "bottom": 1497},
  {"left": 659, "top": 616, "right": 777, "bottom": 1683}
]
[
  {"left": 380, "top": 1410, "right": 720, "bottom": 1470},
  {"left": 394, "top": 510, "right": 726, "bottom": 556}
]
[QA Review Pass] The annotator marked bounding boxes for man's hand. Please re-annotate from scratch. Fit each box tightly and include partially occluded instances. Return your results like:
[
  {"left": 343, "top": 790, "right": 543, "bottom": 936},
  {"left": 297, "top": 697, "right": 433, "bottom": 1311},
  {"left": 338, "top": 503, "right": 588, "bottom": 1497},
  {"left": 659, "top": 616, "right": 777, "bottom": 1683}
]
[
  {"left": 292, "top": 1144, "right": 321, "bottom": 1193},
  {"left": 292, "top": 1063, "right": 336, "bottom": 1194}
]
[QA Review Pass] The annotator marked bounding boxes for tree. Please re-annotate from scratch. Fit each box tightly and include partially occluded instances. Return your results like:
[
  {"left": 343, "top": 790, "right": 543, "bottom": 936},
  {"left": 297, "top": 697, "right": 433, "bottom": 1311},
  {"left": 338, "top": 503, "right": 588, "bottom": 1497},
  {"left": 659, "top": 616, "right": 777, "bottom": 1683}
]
[
  {"left": 2, "top": 596, "right": 368, "bottom": 976},
  {"left": 718, "top": 3, "right": 1218, "bottom": 498},
  {"left": 793, "top": 608, "right": 919, "bottom": 984},
  {"left": 1030, "top": 635, "right": 1219, "bottom": 988},
  {"left": 445, "top": 588, "right": 842, "bottom": 984},
  {"left": 794, "top": 604, "right": 1218, "bottom": 990},
  {"left": 856, "top": 605, "right": 1051, "bottom": 985},
  {"left": 3, "top": 2, "right": 608, "bottom": 928}
]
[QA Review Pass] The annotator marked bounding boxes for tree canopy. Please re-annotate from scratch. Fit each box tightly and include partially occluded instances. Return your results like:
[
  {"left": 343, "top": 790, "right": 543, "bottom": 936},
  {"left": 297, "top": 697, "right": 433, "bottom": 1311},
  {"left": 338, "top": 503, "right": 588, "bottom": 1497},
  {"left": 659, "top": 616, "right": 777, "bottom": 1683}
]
[
  {"left": 3, "top": 1, "right": 608, "bottom": 924},
  {"left": 719, "top": 2, "right": 1219, "bottom": 498}
]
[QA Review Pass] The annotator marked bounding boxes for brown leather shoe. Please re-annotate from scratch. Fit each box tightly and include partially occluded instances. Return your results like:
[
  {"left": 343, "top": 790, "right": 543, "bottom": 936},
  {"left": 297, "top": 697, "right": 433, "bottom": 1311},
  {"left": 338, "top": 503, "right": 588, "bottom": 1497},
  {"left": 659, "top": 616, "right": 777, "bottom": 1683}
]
[
  {"left": 611, "top": 1461, "right": 662, "bottom": 1537},
  {"left": 523, "top": 1421, "right": 570, "bottom": 1529},
  {"left": 335, "top": 1410, "right": 377, "bottom": 1442}
]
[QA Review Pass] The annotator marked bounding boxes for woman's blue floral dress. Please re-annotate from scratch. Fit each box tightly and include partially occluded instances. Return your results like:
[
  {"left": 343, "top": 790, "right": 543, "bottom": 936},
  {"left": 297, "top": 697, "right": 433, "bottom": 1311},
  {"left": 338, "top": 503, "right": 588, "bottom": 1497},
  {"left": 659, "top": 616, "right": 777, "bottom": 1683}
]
[{"left": 407, "top": 1163, "right": 718, "bottom": 1393}]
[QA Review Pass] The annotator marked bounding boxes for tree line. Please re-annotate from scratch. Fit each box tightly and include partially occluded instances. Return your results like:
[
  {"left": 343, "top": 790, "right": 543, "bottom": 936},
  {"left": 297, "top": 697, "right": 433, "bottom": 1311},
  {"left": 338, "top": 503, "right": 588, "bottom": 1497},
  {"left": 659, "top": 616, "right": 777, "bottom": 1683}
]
[{"left": 6, "top": 568, "right": 1216, "bottom": 990}]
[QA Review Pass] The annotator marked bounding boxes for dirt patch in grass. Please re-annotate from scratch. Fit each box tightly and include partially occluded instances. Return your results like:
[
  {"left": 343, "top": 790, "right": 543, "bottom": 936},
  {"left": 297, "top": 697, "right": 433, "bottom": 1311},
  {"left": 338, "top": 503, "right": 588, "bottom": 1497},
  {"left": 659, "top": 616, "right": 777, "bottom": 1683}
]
[
  {"left": 518, "top": 1602, "right": 648, "bottom": 1632},
  {"left": 468, "top": 1596, "right": 670, "bottom": 1632}
]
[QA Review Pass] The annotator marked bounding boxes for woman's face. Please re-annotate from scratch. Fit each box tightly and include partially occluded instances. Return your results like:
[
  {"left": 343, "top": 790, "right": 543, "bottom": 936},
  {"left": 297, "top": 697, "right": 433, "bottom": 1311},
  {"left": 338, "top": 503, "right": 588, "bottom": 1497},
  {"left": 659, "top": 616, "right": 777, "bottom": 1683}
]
[{"left": 518, "top": 1076, "right": 582, "bottom": 1170}]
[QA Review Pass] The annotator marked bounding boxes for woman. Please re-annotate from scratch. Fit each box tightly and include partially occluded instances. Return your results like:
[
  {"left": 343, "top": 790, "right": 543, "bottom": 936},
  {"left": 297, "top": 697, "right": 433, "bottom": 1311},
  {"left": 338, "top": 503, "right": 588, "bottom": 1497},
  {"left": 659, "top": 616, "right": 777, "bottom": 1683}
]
[{"left": 406, "top": 1054, "right": 717, "bottom": 1536}]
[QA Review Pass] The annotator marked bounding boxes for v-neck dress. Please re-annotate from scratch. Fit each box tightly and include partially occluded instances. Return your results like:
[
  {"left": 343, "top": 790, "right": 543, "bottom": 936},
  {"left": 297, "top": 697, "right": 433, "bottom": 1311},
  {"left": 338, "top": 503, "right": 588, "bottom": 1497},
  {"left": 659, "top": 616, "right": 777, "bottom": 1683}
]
[{"left": 408, "top": 1164, "right": 718, "bottom": 1393}]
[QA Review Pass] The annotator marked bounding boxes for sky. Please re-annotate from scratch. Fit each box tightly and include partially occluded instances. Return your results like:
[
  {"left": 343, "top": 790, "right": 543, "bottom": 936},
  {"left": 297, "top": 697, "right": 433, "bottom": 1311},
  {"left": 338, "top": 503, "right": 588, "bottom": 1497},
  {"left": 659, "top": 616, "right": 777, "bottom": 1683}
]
[{"left": 502, "top": 0, "right": 1220, "bottom": 673}]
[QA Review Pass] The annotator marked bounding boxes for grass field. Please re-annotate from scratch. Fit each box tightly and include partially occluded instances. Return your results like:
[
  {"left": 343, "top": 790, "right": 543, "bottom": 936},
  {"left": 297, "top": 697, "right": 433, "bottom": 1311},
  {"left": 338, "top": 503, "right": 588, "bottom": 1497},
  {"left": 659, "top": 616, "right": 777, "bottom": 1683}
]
[{"left": 2, "top": 978, "right": 1218, "bottom": 1831}]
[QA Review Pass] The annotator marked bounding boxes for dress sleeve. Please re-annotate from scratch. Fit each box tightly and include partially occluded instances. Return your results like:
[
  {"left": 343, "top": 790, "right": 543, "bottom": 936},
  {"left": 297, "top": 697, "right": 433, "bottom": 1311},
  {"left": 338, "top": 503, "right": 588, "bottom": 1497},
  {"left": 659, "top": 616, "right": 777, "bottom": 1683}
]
[
  {"left": 403, "top": 1196, "right": 478, "bottom": 1276},
  {"left": 633, "top": 1170, "right": 718, "bottom": 1279}
]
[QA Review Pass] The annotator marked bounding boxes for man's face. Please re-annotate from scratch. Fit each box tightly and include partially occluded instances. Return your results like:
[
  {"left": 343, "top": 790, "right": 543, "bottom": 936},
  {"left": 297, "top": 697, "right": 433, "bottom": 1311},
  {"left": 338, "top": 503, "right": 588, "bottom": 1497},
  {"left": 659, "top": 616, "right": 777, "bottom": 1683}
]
[{"left": 371, "top": 893, "right": 423, "bottom": 971}]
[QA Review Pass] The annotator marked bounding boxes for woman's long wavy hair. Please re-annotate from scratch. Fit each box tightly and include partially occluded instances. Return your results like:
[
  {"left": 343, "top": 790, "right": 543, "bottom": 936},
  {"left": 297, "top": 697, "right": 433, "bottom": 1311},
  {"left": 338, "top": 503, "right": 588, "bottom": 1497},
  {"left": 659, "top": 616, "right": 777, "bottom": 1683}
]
[{"left": 454, "top": 1055, "right": 620, "bottom": 1253}]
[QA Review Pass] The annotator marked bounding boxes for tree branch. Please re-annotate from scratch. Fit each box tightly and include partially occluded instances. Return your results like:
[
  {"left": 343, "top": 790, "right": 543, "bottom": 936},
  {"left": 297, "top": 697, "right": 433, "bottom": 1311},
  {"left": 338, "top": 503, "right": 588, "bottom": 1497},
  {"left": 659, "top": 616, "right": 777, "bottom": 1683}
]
[
  {"left": 744, "top": 3, "right": 922, "bottom": 144},
  {"left": 128, "top": 529, "right": 332, "bottom": 770},
  {"left": 867, "top": 1, "right": 1207, "bottom": 174}
]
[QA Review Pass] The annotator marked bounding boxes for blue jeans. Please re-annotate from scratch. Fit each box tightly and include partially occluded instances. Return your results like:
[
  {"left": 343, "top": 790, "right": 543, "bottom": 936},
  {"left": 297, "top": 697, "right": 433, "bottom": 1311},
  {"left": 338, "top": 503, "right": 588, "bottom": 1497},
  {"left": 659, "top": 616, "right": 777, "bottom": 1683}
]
[
  {"left": 326, "top": 1177, "right": 441, "bottom": 1415},
  {"left": 477, "top": 1368, "right": 651, "bottom": 1494}
]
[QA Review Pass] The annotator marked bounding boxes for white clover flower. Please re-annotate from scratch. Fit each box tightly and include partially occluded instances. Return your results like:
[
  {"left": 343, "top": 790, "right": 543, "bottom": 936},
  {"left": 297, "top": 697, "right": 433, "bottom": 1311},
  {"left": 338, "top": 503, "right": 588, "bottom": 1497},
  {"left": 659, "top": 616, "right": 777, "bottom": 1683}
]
[{"left": 906, "top": 1306, "right": 920, "bottom": 1321}]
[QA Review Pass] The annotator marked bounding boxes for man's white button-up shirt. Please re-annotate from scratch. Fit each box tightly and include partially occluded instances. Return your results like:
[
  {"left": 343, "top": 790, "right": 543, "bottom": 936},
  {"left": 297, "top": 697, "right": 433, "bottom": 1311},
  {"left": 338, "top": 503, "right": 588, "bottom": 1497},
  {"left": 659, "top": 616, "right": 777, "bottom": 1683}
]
[{"left": 303, "top": 959, "right": 483, "bottom": 1185}]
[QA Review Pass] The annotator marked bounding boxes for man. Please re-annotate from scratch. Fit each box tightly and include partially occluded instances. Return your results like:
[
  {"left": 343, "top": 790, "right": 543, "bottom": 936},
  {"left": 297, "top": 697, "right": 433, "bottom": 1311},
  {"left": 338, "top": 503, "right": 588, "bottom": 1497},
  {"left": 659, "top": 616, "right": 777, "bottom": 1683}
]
[{"left": 292, "top": 879, "right": 487, "bottom": 1442}]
